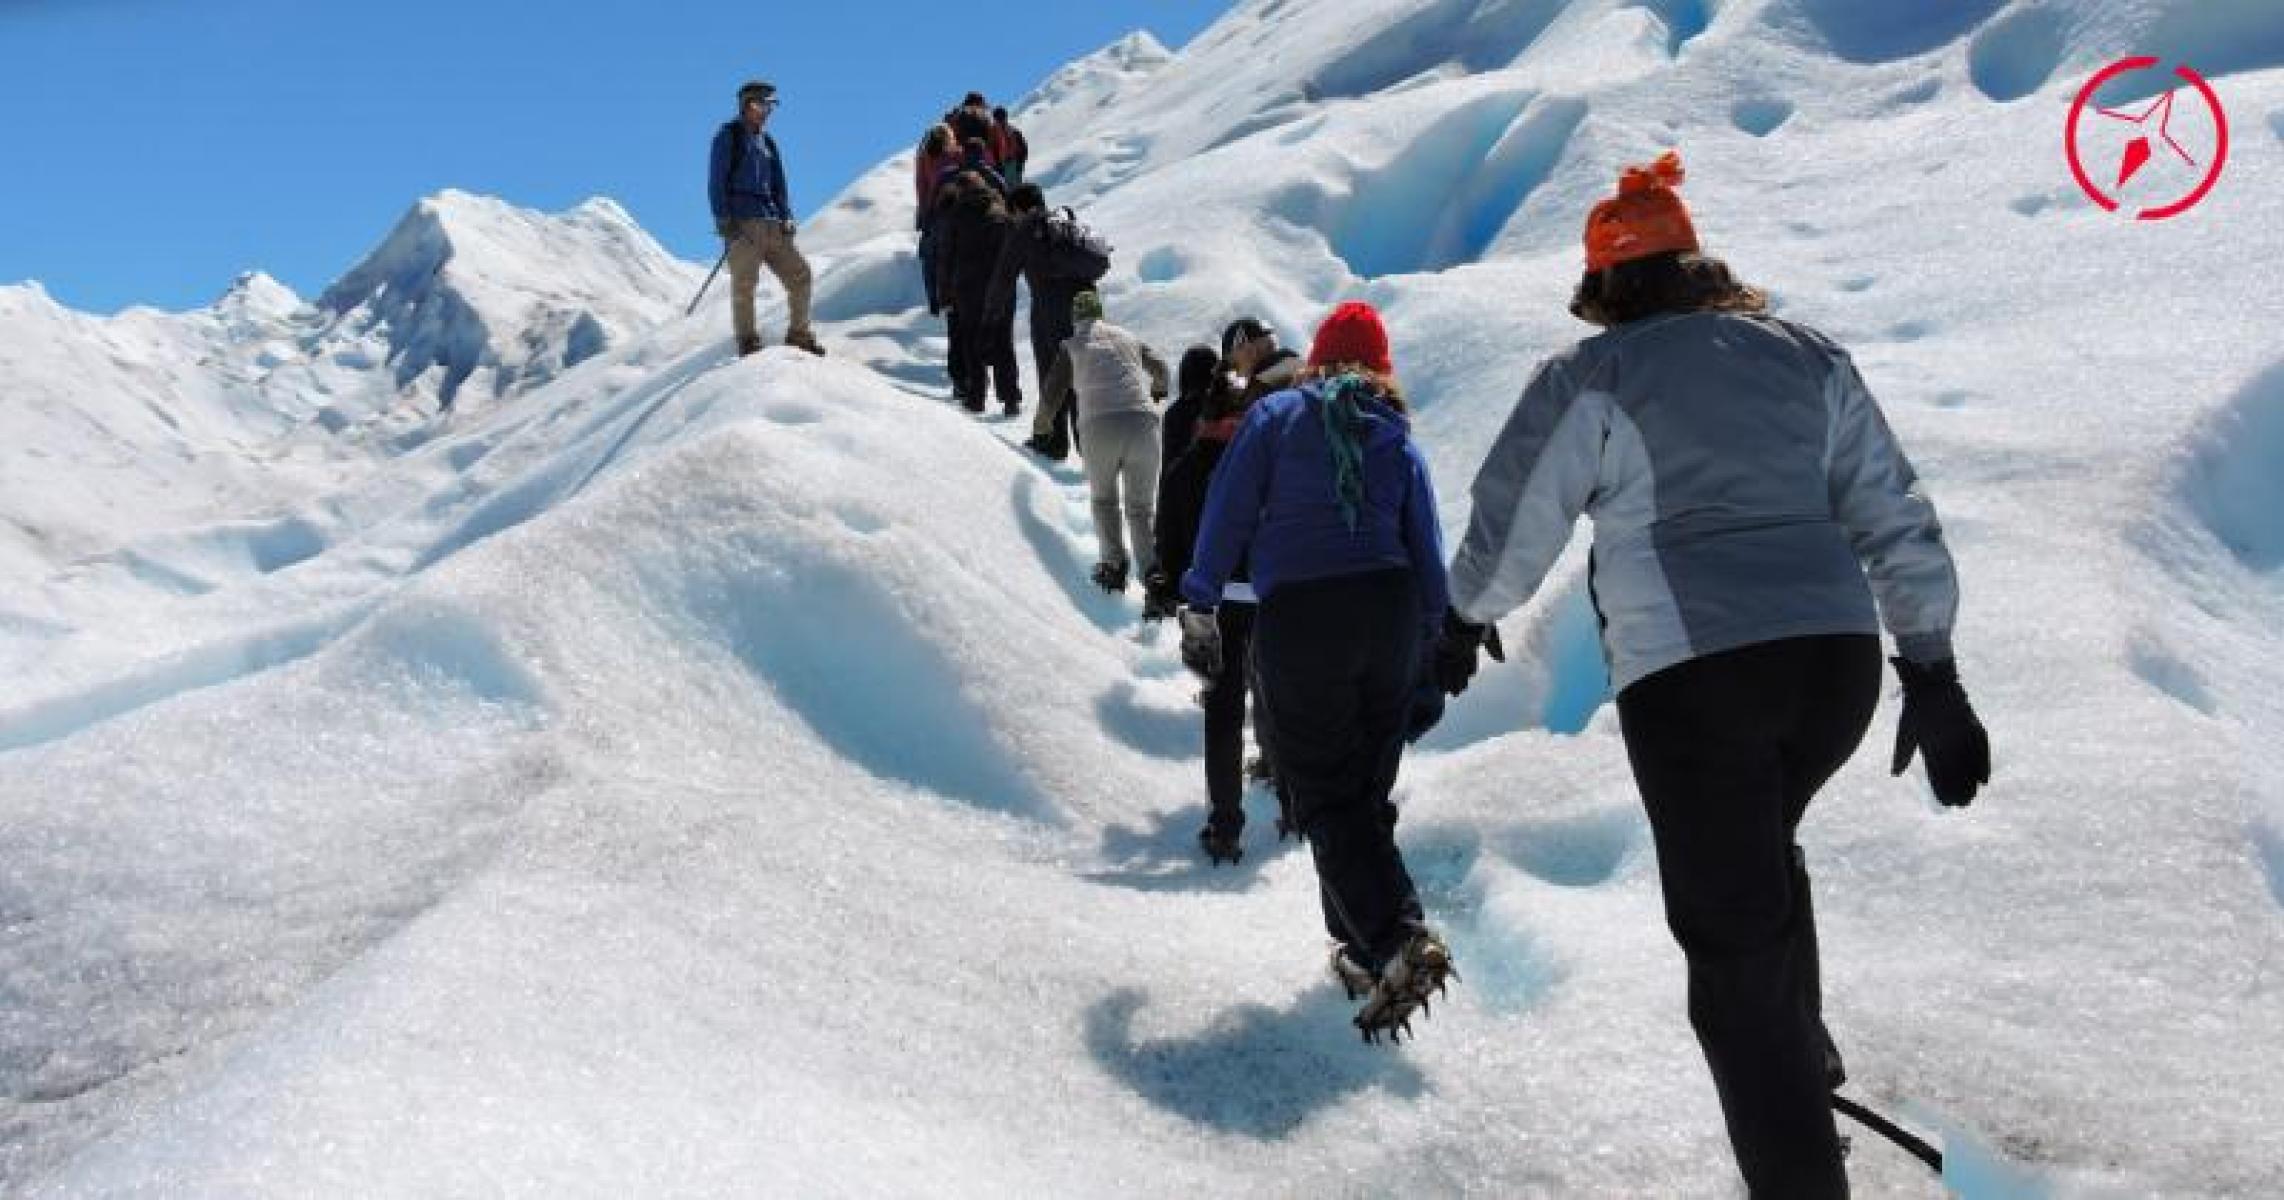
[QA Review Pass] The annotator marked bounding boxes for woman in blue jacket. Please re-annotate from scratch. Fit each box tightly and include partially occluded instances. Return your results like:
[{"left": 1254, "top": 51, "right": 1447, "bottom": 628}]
[{"left": 1178, "top": 301, "right": 1453, "bottom": 1042}]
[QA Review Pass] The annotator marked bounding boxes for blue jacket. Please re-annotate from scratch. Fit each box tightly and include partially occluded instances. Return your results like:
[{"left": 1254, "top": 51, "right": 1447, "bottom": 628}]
[
  {"left": 709, "top": 121, "right": 790, "bottom": 222},
  {"left": 1181, "top": 382, "right": 1449, "bottom": 631}
]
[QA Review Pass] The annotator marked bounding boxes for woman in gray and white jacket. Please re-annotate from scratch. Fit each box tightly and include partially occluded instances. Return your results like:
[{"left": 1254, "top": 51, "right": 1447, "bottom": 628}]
[{"left": 1437, "top": 151, "right": 1991, "bottom": 1200}]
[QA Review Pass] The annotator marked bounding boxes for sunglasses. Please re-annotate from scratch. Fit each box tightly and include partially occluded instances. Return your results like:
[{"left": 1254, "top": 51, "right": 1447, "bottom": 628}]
[{"left": 744, "top": 95, "right": 779, "bottom": 109}]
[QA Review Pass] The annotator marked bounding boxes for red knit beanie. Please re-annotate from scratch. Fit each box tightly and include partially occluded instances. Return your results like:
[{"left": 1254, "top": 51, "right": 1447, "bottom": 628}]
[
  {"left": 1308, "top": 301, "right": 1393, "bottom": 375},
  {"left": 1583, "top": 149, "right": 1700, "bottom": 272}
]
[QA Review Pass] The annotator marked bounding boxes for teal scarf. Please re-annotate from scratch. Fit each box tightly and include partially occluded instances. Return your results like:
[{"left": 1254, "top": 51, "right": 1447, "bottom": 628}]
[{"left": 1317, "top": 373, "right": 1372, "bottom": 532}]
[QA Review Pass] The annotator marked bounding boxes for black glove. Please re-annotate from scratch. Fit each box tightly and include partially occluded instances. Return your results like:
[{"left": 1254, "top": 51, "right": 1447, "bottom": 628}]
[
  {"left": 715, "top": 216, "right": 740, "bottom": 241},
  {"left": 1140, "top": 570, "right": 1178, "bottom": 623},
  {"left": 779, "top": 219, "right": 798, "bottom": 237},
  {"left": 1178, "top": 606, "right": 1223, "bottom": 678},
  {"left": 1434, "top": 607, "right": 1506, "bottom": 696},
  {"left": 1889, "top": 656, "right": 1990, "bottom": 807}
]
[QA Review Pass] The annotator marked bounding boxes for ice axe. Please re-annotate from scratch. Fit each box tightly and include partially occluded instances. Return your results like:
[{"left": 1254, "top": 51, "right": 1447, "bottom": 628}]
[{"left": 685, "top": 244, "right": 730, "bottom": 317}]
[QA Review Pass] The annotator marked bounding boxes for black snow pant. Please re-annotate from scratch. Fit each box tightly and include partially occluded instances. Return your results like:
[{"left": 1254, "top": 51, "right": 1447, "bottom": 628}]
[
  {"left": 1202, "top": 601, "right": 1262, "bottom": 835},
  {"left": 1252, "top": 568, "right": 1424, "bottom": 972},
  {"left": 1029, "top": 281, "right": 1080, "bottom": 451},
  {"left": 950, "top": 296, "right": 1020, "bottom": 411},
  {"left": 1616, "top": 633, "right": 1881, "bottom": 1200}
]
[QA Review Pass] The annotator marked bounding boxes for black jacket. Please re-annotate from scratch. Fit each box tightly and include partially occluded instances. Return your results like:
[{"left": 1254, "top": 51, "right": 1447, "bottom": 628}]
[
  {"left": 1153, "top": 433, "right": 1252, "bottom": 599},
  {"left": 935, "top": 179, "right": 1011, "bottom": 308},
  {"left": 1160, "top": 391, "right": 1203, "bottom": 478}
]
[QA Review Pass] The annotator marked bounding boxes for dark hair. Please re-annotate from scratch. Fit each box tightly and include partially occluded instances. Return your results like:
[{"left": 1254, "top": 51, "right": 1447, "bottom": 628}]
[
  {"left": 962, "top": 137, "right": 988, "bottom": 159},
  {"left": 1177, "top": 346, "right": 1220, "bottom": 401},
  {"left": 963, "top": 91, "right": 986, "bottom": 107},
  {"left": 1219, "top": 317, "right": 1270, "bottom": 359},
  {"left": 921, "top": 125, "right": 953, "bottom": 155},
  {"left": 1008, "top": 183, "right": 1045, "bottom": 213},
  {"left": 1569, "top": 251, "right": 1767, "bottom": 327},
  {"left": 993, "top": 106, "right": 1009, "bottom": 121}
]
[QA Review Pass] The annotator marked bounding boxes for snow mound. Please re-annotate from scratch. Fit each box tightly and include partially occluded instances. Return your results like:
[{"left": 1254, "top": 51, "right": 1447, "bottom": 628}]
[
  {"left": 1766, "top": 0, "right": 2008, "bottom": 64},
  {"left": 2181, "top": 362, "right": 2284, "bottom": 573}
]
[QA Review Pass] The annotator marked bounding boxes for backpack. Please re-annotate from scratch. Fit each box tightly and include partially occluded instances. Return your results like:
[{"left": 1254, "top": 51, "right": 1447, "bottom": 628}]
[{"left": 1038, "top": 206, "right": 1112, "bottom": 284}]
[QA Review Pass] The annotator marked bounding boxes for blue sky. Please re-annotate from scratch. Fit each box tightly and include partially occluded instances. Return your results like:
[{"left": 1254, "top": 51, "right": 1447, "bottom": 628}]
[{"left": 0, "top": 0, "right": 1231, "bottom": 314}]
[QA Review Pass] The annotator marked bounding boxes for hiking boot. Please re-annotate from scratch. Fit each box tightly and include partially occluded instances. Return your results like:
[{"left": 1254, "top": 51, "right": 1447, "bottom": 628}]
[
  {"left": 1329, "top": 945, "right": 1375, "bottom": 1001},
  {"left": 1002, "top": 398, "right": 1023, "bottom": 418},
  {"left": 736, "top": 334, "right": 765, "bottom": 357},
  {"left": 1198, "top": 821, "right": 1243, "bottom": 866},
  {"left": 962, "top": 393, "right": 986, "bottom": 413},
  {"left": 1353, "top": 928, "right": 1456, "bottom": 1044},
  {"left": 1090, "top": 560, "right": 1129, "bottom": 594},
  {"left": 1021, "top": 434, "right": 1067, "bottom": 461},
  {"left": 784, "top": 328, "right": 825, "bottom": 356}
]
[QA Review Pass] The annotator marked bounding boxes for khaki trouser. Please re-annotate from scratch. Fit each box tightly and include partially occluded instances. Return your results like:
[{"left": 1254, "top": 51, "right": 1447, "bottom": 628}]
[
  {"left": 1081, "top": 410, "right": 1161, "bottom": 572},
  {"left": 728, "top": 219, "right": 814, "bottom": 344}
]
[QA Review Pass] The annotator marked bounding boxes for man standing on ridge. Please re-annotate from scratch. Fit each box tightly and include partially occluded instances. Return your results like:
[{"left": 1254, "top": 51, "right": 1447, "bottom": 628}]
[{"left": 709, "top": 80, "right": 821, "bottom": 357}]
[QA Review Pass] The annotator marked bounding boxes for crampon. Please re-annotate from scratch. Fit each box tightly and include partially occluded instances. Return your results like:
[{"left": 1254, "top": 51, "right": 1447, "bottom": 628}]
[
  {"left": 1329, "top": 945, "right": 1375, "bottom": 1001},
  {"left": 1352, "top": 930, "right": 1456, "bottom": 1044}
]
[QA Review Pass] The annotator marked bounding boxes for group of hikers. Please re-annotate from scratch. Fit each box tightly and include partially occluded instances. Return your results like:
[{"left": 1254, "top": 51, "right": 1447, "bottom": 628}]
[
  {"left": 712, "top": 79, "right": 1996, "bottom": 1198},
  {"left": 913, "top": 91, "right": 1119, "bottom": 467}
]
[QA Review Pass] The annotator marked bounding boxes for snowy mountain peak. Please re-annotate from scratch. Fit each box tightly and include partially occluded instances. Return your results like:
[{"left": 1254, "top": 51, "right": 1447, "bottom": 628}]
[
  {"left": 212, "top": 271, "right": 304, "bottom": 324},
  {"left": 317, "top": 190, "right": 700, "bottom": 410}
]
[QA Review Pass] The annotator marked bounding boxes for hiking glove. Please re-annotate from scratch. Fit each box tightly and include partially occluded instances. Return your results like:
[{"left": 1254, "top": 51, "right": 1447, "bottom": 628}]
[
  {"left": 780, "top": 219, "right": 798, "bottom": 237},
  {"left": 1889, "top": 656, "right": 1990, "bottom": 807},
  {"left": 715, "top": 217, "right": 740, "bottom": 241},
  {"left": 1178, "top": 606, "right": 1223, "bottom": 678},
  {"left": 1140, "top": 569, "right": 1179, "bottom": 623},
  {"left": 1434, "top": 607, "right": 1505, "bottom": 696}
]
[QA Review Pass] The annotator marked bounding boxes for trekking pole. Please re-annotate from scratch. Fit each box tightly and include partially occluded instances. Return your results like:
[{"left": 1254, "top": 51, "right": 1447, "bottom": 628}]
[
  {"left": 685, "top": 244, "right": 730, "bottom": 316},
  {"left": 1832, "top": 1094, "right": 1944, "bottom": 1173}
]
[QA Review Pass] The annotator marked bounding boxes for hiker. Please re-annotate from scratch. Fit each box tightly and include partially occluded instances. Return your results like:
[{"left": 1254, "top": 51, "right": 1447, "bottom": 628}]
[
  {"left": 946, "top": 92, "right": 998, "bottom": 163},
  {"left": 1438, "top": 150, "right": 1991, "bottom": 1198},
  {"left": 915, "top": 124, "right": 961, "bottom": 316},
  {"left": 707, "top": 80, "right": 820, "bottom": 356},
  {"left": 1041, "top": 290, "right": 1168, "bottom": 593},
  {"left": 988, "top": 185, "right": 1104, "bottom": 461},
  {"left": 1149, "top": 341, "right": 1280, "bottom": 862},
  {"left": 993, "top": 106, "right": 1030, "bottom": 188},
  {"left": 934, "top": 170, "right": 1022, "bottom": 414},
  {"left": 1178, "top": 300, "right": 1454, "bottom": 1042},
  {"left": 1157, "top": 344, "right": 1222, "bottom": 487},
  {"left": 1208, "top": 317, "right": 1302, "bottom": 456},
  {"left": 951, "top": 136, "right": 1008, "bottom": 198}
]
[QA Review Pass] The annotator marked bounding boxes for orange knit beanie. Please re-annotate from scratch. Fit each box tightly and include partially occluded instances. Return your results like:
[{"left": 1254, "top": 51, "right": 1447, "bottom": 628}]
[{"left": 1583, "top": 150, "right": 1700, "bottom": 272}]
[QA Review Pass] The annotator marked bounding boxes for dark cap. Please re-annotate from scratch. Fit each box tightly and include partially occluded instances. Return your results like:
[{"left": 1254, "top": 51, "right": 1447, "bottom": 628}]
[
  {"left": 737, "top": 80, "right": 777, "bottom": 104},
  {"left": 1220, "top": 318, "right": 1272, "bottom": 359}
]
